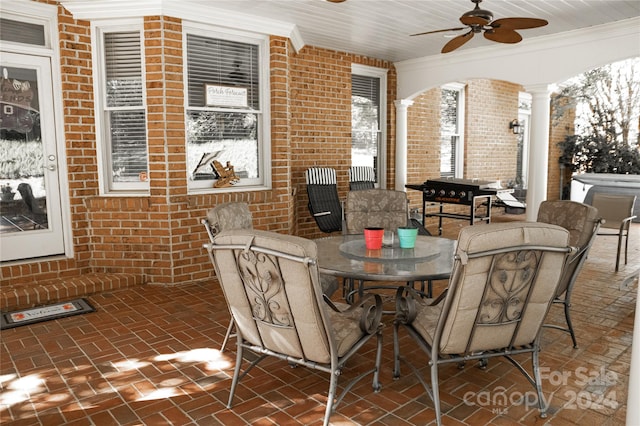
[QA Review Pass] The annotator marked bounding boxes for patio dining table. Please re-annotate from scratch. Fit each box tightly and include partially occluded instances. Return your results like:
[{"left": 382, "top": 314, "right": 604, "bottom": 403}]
[{"left": 314, "top": 234, "right": 456, "bottom": 300}]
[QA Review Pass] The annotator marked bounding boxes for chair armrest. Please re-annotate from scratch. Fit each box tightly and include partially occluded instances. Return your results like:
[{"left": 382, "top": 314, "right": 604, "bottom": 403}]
[
  {"left": 620, "top": 215, "right": 638, "bottom": 230},
  {"left": 202, "top": 219, "right": 217, "bottom": 242},
  {"left": 394, "top": 286, "right": 447, "bottom": 325},
  {"left": 620, "top": 215, "right": 638, "bottom": 232},
  {"left": 323, "top": 293, "right": 383, "bottom": 334}
]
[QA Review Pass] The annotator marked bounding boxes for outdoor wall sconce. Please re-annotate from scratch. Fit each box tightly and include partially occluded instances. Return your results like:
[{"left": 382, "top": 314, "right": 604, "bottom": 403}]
[{"left": 509, "top": 119, "right": 522, "bottom": 134}]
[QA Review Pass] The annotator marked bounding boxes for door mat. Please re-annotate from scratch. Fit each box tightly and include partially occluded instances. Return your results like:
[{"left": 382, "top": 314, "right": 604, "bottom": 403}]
[{"left": 1, "top": 298, "right": 95, "bottom": 330}]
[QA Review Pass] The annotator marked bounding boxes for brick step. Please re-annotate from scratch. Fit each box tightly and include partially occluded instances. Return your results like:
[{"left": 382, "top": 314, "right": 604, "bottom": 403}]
[{"left": 1, "top": 273, "right": 146, "bottom": 312}]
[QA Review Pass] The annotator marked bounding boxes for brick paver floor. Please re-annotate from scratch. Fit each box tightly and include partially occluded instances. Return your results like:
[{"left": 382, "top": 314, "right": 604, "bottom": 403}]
[{"left": 1, "top": 215, "right": 637, "bottom": 425}]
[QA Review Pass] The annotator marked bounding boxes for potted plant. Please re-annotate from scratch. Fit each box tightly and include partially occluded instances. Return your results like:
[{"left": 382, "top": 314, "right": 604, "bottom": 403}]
[{"left": 1, "top": 183, "right": 16, "bottom": 201}]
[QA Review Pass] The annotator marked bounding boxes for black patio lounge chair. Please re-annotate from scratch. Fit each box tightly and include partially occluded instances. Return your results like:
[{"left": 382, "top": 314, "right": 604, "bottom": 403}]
[{"left": 306, "top": 167, "right": 342, "bottom": 233}]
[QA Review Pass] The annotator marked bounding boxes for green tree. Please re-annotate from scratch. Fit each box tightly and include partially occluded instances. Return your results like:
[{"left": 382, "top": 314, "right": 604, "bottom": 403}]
[{"left": 554, "top": 58, "right": 640, "bottom": 174}]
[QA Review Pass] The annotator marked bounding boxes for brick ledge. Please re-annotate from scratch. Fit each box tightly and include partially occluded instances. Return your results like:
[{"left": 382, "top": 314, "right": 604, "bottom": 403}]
[{"left": 1, "top": 273, "right": 145, "bottom": 312}]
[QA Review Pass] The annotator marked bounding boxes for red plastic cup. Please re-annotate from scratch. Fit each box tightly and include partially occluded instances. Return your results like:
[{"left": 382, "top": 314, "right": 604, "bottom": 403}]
[{"left": 364, "top": 227, "right": 384, "bottom": 250}]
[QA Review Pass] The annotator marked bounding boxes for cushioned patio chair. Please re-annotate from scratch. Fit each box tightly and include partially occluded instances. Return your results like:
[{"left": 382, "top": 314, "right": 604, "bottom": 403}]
[
  {"left": 591, "top": 193, "right": 637, "bottom": 272},
  {"left": 202, "top": 202, "right": 254, "bottom": 352},
  {"left": 306, "top": 167, "right": 343, "bottom": 233},
  {"left": 342, "top": 188, "right": 434, "bottom": 299},
  {"left": 349, "top": 166, "right": 376, "bottom": 191},
  {"left": 343, "top": 188, "right": 409, "bottom": 234},
  {"left": 393, "top": 222, "right": 572, "bottom": 426},
  {"left": 205, "top": 229, "right": 383, "bottom": 426},
  {"left": 203, "top": 202, "right": 339, "bottom": 352},
  {"left": 537, "top": 200, "right": 601, "bottom": 348}
]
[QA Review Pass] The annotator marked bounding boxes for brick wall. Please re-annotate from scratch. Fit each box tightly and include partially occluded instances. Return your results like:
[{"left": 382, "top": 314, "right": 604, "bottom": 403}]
[
  {"left": 405, "top": 80, "right": 524, "bottom": 233},
  {"left": 406, "top": 88, "right": 440, "bottom": 211},
  {"left": 466, "top": 79, "right": 520, "bottom": 184},
  {"left": 1, "top": 4, "right": 394, "bottom": 285},
  {"left": 2, "top": 1, "right": 565, "bottom": 286},
  {"left": 291, "top": 48, "right": 395, "bottom": 240}
]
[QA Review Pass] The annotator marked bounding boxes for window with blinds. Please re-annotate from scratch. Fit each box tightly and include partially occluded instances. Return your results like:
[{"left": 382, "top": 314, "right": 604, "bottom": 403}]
[
  {"left": 352, "top": 74, "right": 381, "bottom": 182},
  {"left": 440, "top": 86, "right": 464, "bottom": 178},
  {"left": 185, "top": 33, "right": 262, "bottom": 189},
  {"left": 0, "top": 18, "right": 46, "bottom": 46},
  {"left": 100, "top": 30, "right": 148, "bottom": 190}
]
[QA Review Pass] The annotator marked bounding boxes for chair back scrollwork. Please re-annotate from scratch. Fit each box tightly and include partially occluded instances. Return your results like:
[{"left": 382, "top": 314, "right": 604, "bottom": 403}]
[
  {"left": 393, "top": 222, "right": 572, "bottom": 426},
  {"left": 206, "top": 229, "right": 383, "bottom": 426}
]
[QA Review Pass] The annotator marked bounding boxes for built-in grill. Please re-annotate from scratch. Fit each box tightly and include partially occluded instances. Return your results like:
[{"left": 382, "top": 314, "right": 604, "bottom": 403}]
[
  {"left": 406, "top": 178, "right": 508, "bottom": 235},
  {"left": 416, "top": 178, "right": 497, "bottom": 205}
]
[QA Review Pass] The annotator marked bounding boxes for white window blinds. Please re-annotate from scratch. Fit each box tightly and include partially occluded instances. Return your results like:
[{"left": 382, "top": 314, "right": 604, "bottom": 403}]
[
  {"left": 0, "top": 18, "right": 45, "bottom": 46},
  {"left": 185, "top": 33, "right": 262, "bottom": 187},
  {"left": 102, "top": 31, "right": 148, "bottom": 187}
]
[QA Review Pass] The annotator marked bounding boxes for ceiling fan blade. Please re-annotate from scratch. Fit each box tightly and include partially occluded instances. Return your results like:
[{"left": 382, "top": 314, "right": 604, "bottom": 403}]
[
  {"left": 326, "top": 0, "right": 346, "bottom": 3},
  {"left": 490, "top": 17, "right": 548, "bottom": 30},
  {"left": 442, "top": 31, "right": 474, "bottom": 53},
  {"left": 484, "top": 28, "right": 522, "bottom": 44},
  {"left": 460, "top": 15, "right": 490, "bottom": 26},
  {"left": 411, "top": 27, "right": 466, "bottom": 37}
]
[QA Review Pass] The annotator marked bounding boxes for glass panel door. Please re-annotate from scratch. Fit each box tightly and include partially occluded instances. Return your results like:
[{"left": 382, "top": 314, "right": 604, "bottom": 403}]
[{"left": 1, "top": 53, "right": 64, "bottom": 261}]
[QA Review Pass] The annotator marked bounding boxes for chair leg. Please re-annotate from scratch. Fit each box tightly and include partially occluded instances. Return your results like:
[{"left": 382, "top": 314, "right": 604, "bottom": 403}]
[
  {"left": 227, "top": 343, "right": 243, "bottom": 408},
  {"left": 624, "top": 229, "right": 630, "bottom": 265},
  {"left": 616, "top": 233, "right": 623, "bottom": 272},
  {"left": 563, "top": 300, "right": 578, "bottom": 348},
  {"left": 323, "top": 364, "right": 339, "bottom": 426},
  {"left": 343, "top": 278, "right": 356, "bottom": 303},
  {"left": 373, "top": 329, "right": 383, "bottom": 391},
  {"left": 220, "top": 318, "right": 235, "bottom": 352},
  {"left": 393, "top": 322, "right": 401, "bottom": 379},
  {"left": 431, "top": 363, "right": 443, "bottom": 426},
  {"left": 532, "top": 348, "right": 548, "bottom": 418}
]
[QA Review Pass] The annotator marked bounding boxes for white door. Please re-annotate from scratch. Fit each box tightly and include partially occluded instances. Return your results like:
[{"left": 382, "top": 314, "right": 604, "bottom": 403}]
[{"left": 0, "top": 53, "right": 65, "bottom": 261}]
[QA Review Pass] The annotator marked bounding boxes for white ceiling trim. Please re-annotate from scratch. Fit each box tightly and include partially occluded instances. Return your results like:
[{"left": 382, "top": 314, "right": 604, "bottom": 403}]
[
  {"left": 396, "top": 17, "right": 640, "bottom": 99},
  {"left": 59, "top": 0, "right": 305, "bottom": 52}
]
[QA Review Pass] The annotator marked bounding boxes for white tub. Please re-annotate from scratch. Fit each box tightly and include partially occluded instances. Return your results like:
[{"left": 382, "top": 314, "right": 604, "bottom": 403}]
[{"left": 571, "top": 173, "right": 640, "bottom": 222}]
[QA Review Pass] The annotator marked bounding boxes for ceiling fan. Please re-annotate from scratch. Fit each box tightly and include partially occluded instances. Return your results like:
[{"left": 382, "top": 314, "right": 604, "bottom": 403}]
[{"left": 412, "top": 0, "right": 548, "bottom": 53}]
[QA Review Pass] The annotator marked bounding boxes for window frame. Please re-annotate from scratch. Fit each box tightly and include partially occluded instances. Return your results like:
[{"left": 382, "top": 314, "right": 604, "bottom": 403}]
[
  {"left": 517, "top": 91, "right": 532, "bottom": 189},
  {"left": 351, "top": 64, "right": 387, "bottom": 188},
  {"left": 440, "top": 82, "right": 465, "bottom": 179},
  {"left": 183, "top": 23, "right": 271, "bottom": 193},
  {"left": 91, "top": 19, "right": 149, "bottom": 195}
]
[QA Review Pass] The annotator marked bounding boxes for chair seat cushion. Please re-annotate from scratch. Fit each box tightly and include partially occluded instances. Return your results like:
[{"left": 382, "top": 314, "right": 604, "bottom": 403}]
[
  {"left": 326, "top": 302, "right": 367, "bottom": 357},
  {"left": 407, "top": 298, "right": 443, "bottom": 346}
]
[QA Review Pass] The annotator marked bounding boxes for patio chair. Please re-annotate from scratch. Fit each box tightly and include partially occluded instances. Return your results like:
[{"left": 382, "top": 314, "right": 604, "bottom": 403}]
[
  {"left": 306, "top": 167, "right": 342, "bottom": 233},
  {"left": 590, "top": 193, "right": 637, "bottom": 272},
  {"left": 205, "top": 229, "right": 383, "bottom": 426},
  {"left": 203, "top": 202, "right": 339, "bottom": 352},
  {"left": 349, "top": 166, "right": 376, "bottom": 190},
  {"left": 202, "top": 202, "right": 254, "bottom": 352},
  {"left": 393, "top": 222, "right": 572, "bottom": 426},
  {"left": 342, "top": 188, "right": 433, "bottom": 299},
  {"left": 537, "top": 200, "right": 601, "bottom": 348},
  {"left": 343, "top": 188, "right": 409, "bottom": 234}
]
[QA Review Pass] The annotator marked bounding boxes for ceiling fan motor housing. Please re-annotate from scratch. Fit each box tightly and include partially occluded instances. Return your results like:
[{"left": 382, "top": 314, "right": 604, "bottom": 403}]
[{"left": 462, "top": 7, "right": 493, "bottom": 23}]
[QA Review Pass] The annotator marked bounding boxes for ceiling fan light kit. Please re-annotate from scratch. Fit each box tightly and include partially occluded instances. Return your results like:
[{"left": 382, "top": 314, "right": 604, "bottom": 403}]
[{"left": 412, "top": 0, "right": 548, "bottom": 53}]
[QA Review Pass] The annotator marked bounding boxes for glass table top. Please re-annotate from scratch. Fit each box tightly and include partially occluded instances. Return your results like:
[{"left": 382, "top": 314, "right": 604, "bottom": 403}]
[{"left": 315, "top": 234, "right": 456, "bottom": 282}]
